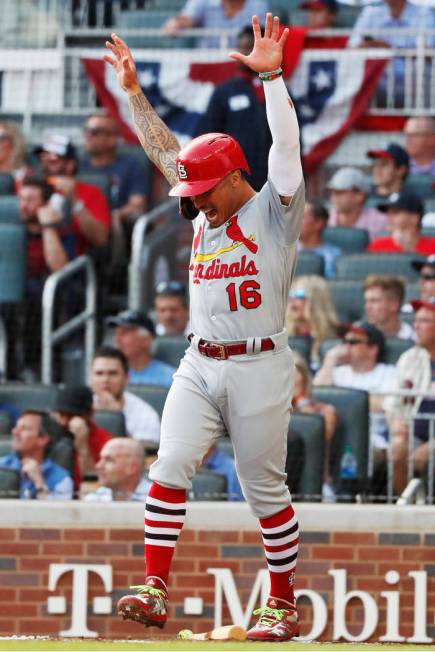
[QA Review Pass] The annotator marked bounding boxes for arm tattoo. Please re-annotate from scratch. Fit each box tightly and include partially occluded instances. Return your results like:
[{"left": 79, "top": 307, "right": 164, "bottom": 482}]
[{"left": 129, "top": 91, "right": 180, "bottom": 187}]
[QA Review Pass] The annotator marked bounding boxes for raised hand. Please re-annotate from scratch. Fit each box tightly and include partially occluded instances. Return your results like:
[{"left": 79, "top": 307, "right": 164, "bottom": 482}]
[
  {"left": 229, "top": 13, "right": 289, "bottom": 73},
  {"left": 104, "top": 33, "right": 141, "bottom": 94}
]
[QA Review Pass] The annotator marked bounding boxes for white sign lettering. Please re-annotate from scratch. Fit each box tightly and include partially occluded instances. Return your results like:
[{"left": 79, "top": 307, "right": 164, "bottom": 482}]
[{"left": 48, "top": 564, "right": 112, "bottom": 637}]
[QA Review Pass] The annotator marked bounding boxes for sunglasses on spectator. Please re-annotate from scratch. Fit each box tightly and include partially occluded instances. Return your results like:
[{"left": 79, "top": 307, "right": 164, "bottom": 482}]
[
  {"left": 85, "top": 127, "right": 113, "bottom": 136},
  {"left": 343, "top": 337, "right": 369, "bottom": 346},
  {"left": 420, "top": 273, "right": 435, "bottom": 281},
  {"left": 288, "top": 289, "right": 307, "bottom": 299}
]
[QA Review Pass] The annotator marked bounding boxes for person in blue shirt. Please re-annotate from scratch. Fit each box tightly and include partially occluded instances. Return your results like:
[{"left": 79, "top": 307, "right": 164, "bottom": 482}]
[
  {"left": 299, "top": 200, "right": 342, "bottom": 279},
  {"left": 203, "top": 444, "right": 244, "bottom": 501},
  {"left": 80, "top": 113, "right": 147, "bottom": 219},
  {"left": 348, "top": 0, "right": 435, "bottom": 107},
  {"left": 0, "top": 411, "right": 73, "bottom": 499},
  {"left": 107, "top": 310, "right": 176, "bottom": 388}
]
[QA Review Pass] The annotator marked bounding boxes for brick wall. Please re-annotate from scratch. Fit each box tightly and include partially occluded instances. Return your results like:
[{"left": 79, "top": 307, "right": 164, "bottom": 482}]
[{"left": 0, "top": 519, "right": 434, "bottom": 641}]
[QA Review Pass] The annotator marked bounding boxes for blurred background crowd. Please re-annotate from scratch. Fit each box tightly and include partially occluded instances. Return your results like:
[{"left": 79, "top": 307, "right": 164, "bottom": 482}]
[{"left": 0, "top": 0, "right": 433, "bottom": 505}]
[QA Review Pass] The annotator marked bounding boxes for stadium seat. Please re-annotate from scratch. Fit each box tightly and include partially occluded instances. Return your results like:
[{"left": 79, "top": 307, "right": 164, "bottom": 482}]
[
  {"left": 127, "top": 384, "right": 168, "bottom": 417},
  {"left": 382, "top": 337, "right": 414, "bottom": 364},
  {"left": 295, "top": 251, "right": 324, "bottom": 277},
  {"left": 190, "top": 470, "right": 227, "bottom": 501},
  {"left": 0, "top": 412, "right": 12, "bottom": 435},
  {"left": 0, "top": 224, "right": 26, "bottom": 303},
  {"left": 0, "top": 196, "right": 19, "bottom": 224},
  {"left": 323, "top": 226, "right": 369, "bottom": 254},
  {"left": 288, "top": 336, "right": 311, "bottom": 364},
  {"left": 336, "top": 253, "right": 423, "bottom": 282},
  {"left": 0, "top": 383, "right": 58, "bottom": 412},
  {"left": 217, "top": 437, "right": 234, "bottom": 458},
  {"left": 152, "top": 336, "right": 188, "bottom": 368},
  {"left": 0, "top": 467, "right": 19, "bottom": 498},
  {"left": 0, "top": 436, "right": 12, "bottom": 457},
  {"left": 405, "top": 283, "right": 419, "bottom": 303},
  {"left": 329, "top": 280, "right": 365, "bottom": 323},
  {"left": 422, "top": 227, "right": 435, "bottom": 239},
  {"left": 94, "top": 410, "right": 125, "bottom": 437},
  {"left": 312, "top": 386, "right": 369, "bottom": 495},
  {"left": 0, "top": 174, "right": 15, "bottom": 196},
  {"left": 290, "top": 412, "right": 324, "bottom": 499},
  {"left": 404, "top": 174, "right": 434, "bottom": 200},
  {"left": 50, "top": 436, "right": 75, "bottom": 475}
]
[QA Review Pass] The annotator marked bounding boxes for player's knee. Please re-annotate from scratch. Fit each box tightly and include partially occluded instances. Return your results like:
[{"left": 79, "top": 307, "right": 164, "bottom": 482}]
[
  {"left": 237, "top": 467, "right": 290, "bottom": 517},
  {"left": 149, "top": 448, "right": 199, "bottom": 489}
]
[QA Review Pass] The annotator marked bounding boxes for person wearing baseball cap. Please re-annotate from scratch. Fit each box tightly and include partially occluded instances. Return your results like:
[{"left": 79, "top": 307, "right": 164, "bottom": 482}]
[
  {"left": 368, "top": 191, "right": 435, "bottom": 254},
  {"left": 52, "top": 385, "right": 113, "bottom": 492},
  {"left": 106, "top": 310, "right": 176, "bottom": 388},
  {"left": 327, "top": 167, "right": 387, "bottom": 240},
  {"left": 299, "top": 0, "right": 338, "bottom": 28},
  {"left": 367, "top": 143, "right": 409, "bottom": 203},
  {"left": 314, "top": 320, "right": 396, "bottom": 454},
  {"left": 35, "top": 134, "right": 110, "bottom": 252},
  {"left": 384, "top": 297, "right": 435, "bottom": 494}
]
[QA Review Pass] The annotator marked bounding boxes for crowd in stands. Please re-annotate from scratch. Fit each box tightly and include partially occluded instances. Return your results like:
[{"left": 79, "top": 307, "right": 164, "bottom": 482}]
[{"left": 0, "top": 0, "right": 434, "bottom": 504}]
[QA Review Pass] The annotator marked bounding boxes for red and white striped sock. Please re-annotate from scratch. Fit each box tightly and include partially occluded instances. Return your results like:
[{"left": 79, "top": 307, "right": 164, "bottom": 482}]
[
  {"left": 144, "top": 482, "right": 187, "bottom": 586},
  {"left": 259, "top": 504, "right": 299, "bottom": 605}
]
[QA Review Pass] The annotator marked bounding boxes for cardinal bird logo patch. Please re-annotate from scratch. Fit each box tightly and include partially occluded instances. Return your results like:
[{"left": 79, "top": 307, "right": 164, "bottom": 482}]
[{"left": 226, "top": 215, "right": 258, "bottom": 254}]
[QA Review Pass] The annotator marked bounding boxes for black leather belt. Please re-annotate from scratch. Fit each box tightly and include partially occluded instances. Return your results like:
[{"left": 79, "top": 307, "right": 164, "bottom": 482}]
[{"left": 188, "top": 334, "right": 274, "bottom": 360}]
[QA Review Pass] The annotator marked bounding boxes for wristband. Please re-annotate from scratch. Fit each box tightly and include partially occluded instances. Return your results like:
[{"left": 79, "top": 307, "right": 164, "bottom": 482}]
[
  {"left": 259, "top": 67, "right": 282, "bottom": 82},
  {"left": 72, "top": 199, "right": 85, "bottom": 215}
]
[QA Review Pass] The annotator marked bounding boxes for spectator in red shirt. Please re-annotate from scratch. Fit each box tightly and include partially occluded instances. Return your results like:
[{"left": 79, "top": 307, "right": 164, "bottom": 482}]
[
  {"left": 35, "top": 134, "right": 110, "bottom": 252},
  {"left": 18, "top": 176, "right": 74, "bottom": 377},
  {"left": 368, "top": 192, "right": 435, "bottom": 255},
  {"left": 52, "top": 385, "right": 113, "bottom": 493}
]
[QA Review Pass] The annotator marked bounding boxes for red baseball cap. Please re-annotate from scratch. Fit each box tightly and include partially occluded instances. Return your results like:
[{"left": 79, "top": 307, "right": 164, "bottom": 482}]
[{"left": 410, "top": 297, "right": 435, "bottom": 312}]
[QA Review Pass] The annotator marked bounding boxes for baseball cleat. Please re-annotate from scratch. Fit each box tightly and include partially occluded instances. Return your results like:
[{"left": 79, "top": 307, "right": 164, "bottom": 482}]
[
  {"left": 117, "top": 578, "right": 168, "bottom": 629},
  {"left": 247, "top": 596, "right": 300, "bottom": 641}
]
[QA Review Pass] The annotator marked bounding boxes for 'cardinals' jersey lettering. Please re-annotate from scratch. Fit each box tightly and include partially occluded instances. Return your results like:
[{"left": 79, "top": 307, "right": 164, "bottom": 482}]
[{"left": 189, "top": 179, "right": 305, "bottom": 340}]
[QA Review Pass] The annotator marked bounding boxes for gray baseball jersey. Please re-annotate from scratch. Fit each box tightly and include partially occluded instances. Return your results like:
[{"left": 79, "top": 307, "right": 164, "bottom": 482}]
[
  {"left": 189, "top": 178, "right": 305, "bottom": 340},
  {"left": 149, "top": 178, "right": 305, "bottom": 517}
]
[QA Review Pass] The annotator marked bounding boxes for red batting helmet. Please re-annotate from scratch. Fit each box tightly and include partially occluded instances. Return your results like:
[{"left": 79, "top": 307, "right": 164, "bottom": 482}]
[{"left": 169, "top": 132, "right": 250, "bottom": 198}]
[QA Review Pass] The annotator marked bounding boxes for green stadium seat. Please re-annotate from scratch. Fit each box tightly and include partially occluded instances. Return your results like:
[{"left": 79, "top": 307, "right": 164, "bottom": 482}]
[
  {"left": 336, "top": 253, "right": 423, "bottom": 282},
  {"left": 152, "top": 336, "right": 187, "bottom": 368},
  {"left": 0, "top": 174, "right": 15, "bottom": 196},
  {"left": 288, "top": 336, "right": 311, "bottom": 364},
  {"left": 0, "top": 467, "right": 19, "bottom": 498},
  {"left": 0, "top": 412, "right": 12, "bottom": 435},
  {"left": 0, "top": 224, "right": 26, "bottom": 303},
  {"left": 295, "top": 251, "right": 324, "bottom": 277},
  {"left": 329, "top": 280, "right": 365, "bottom": 323},
  {"left": 312, "top": 386, "right": 369, "bottom": 494},
  {"left": 0, "top": 383, "right": 58, "bottom": 412},
  {"left": 190, "top": 470, "right": 227, "bottom": 501},
  {"left": 404, "top": 174, "right": 434, "bottom": 200},
  {"left": 217, "top": 437, "right": 234, "bottom": 458},
  {"left": 94, "top": 410, "right": 125, "bottom": 437},
  {"left": 322, "top": 226, "right": 369, "bottom": 254},
  {"left": 127, "top": 384, "right": 169, "bottom": 417},
  {"left": 0, "top": 196, "right": 19, "bottom": 224},
  {"left": 422, "top": 227, "right": 435, "bottom": 238},
  {"left": 290, "top": 412, "right": 324, "bottom": 499},
  {"left": 0, "top": 436, "right": 12, "bottom": 458},
  {"left": 405, "top": 283, "right": 419, "bottom": 302}
]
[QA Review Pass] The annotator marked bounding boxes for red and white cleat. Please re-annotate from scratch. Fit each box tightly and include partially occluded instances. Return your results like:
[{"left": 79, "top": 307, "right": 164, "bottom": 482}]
[
  {"left": 117, "top": 577, "right": 168, "bottom": 629},
  {"left": 247, "top": 596, "right": 300, "bottom": 641}
]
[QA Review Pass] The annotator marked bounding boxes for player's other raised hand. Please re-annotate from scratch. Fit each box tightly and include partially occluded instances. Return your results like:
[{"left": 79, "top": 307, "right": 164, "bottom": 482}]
[
  {"left": 229, "top": 13, "right": 289, "bottom": 73},
  {"left": 104, "top": 34, "right": 141, "bottom": 95}
]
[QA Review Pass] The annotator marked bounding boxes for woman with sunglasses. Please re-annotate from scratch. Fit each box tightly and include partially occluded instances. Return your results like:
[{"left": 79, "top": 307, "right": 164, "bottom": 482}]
[{"left": 286, "top": 275, "right": 341, "bottom": 371}]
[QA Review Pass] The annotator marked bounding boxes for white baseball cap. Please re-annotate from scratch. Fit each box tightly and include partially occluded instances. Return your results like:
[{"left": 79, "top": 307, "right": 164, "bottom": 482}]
[{"left": 327, "top": 167, "right": 370, "bottom": 194}]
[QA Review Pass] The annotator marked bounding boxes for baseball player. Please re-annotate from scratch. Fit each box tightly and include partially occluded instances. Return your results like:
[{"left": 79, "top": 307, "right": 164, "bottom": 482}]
[{"left": 104, "top": 12, "right": 304, "bottom": 641}]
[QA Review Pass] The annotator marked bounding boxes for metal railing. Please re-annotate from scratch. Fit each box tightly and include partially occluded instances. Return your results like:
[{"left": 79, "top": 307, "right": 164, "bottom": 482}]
[
  {"left": 41, "top": 255, "right": 97, "bottom": 384},
  {"left": 128, "top": 198, "right": 179, "bottom": 312}
]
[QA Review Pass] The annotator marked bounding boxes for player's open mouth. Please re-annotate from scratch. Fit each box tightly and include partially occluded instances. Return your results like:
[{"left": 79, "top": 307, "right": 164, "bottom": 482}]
[{"left": 204, "top": 209, "right": 217, "bottom": 219}]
